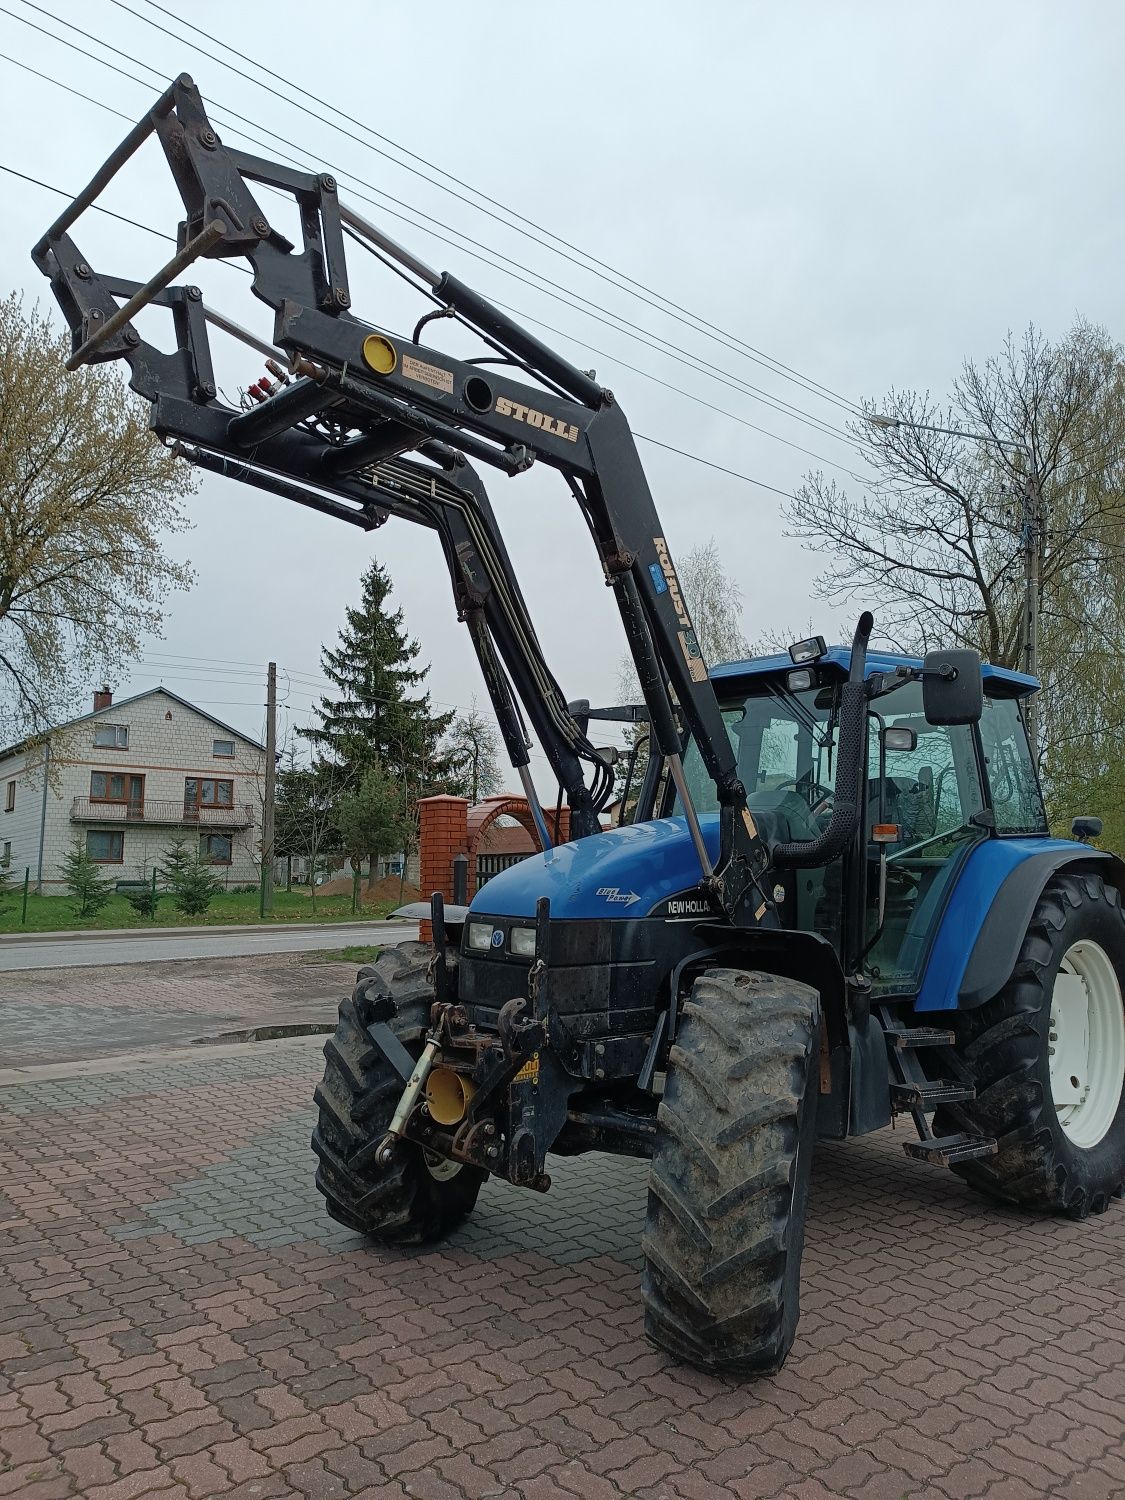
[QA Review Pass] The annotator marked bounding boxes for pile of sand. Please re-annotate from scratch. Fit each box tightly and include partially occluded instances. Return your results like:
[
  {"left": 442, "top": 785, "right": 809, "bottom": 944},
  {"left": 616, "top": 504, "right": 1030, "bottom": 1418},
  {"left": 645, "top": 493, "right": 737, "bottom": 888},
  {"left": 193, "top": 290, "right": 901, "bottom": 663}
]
[{"left": 317, "top": 873, "right": 423, "bottom": 906}]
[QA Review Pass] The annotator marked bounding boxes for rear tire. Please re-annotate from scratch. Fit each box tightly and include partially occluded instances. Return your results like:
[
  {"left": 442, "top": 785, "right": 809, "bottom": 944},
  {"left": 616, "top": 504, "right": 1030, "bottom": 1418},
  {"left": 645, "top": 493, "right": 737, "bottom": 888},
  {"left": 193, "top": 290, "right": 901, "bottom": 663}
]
[
  {"left": 311, "top": 941, "right": 485, "bottom": 1242},
  {"left": 935, "top": 872, "right": 1125, "bottom": 1219},
  {"left": 642, "top": 968, "right": 820, "bottom": 1377}
]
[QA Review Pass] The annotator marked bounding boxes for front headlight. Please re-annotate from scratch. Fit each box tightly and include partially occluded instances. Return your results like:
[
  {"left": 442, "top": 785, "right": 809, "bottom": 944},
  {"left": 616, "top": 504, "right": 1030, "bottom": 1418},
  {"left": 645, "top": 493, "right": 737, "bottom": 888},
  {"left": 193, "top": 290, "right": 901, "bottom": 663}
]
[
  {"left": 509, "top": 925, "right": 537, "bottom": 958},
  {"left": 467, "top": 922, "right": 494, "bottom": 951}
]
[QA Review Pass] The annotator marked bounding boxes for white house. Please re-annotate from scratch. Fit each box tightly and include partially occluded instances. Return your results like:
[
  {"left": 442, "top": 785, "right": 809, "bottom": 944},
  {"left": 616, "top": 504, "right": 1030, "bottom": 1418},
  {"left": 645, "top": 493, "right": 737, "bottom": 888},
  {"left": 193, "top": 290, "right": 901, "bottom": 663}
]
[{"left": 0, "top": 687, "right": 265, "bottom": 892}]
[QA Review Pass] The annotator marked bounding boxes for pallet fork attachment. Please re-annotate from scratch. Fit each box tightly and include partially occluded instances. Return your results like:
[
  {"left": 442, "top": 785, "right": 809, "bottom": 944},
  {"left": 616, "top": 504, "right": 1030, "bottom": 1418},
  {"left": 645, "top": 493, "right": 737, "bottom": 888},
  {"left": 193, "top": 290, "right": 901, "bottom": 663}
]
[{"left": 32, "top": 72, "right": 844, "bottom": 926}]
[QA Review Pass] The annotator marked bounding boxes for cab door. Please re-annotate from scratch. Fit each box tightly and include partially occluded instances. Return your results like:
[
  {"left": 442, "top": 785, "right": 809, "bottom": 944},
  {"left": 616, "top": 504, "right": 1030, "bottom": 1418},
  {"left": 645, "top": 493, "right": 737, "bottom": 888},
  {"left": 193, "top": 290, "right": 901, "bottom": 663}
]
[{"left": 861, "top": 680, "right": 987, "bottom": 992}]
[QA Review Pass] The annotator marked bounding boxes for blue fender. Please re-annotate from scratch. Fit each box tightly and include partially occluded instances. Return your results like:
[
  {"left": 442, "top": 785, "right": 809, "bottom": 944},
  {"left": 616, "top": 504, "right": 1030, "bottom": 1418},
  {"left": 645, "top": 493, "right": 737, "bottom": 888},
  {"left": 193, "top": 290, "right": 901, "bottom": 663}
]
[{"left": 915, "top": 837, "right": 1125, "bottom": 1012}]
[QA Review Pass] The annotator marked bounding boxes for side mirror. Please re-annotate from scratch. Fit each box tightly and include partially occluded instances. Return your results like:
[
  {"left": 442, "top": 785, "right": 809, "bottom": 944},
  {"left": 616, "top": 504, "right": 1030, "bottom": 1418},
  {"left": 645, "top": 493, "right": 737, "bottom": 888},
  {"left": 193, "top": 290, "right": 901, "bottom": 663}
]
[
  {"left": 1071, "top": 816, "right": 1103, "bottom": 844},
  {"left": 922, "top": 649, "right": 983, "bottom": 725},
  {"left": 882, "top": 726, "right": 917, "bottom": 753}
]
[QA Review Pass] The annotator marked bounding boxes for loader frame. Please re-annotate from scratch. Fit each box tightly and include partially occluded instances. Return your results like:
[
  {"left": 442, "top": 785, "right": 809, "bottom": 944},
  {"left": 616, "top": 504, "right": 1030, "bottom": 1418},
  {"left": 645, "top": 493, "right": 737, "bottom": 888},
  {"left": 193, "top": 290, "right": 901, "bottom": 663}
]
[{"left": 29, "top": 70, "right": 830, "bottom": 930}]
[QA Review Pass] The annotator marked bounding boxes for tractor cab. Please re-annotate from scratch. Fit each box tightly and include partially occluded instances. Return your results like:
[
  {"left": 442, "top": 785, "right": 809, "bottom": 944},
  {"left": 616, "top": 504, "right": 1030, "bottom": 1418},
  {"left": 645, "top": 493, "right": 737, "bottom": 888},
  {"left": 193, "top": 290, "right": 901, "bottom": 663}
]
[{"left": 669, "top": 647, "right": 1046, "bottom": 999}]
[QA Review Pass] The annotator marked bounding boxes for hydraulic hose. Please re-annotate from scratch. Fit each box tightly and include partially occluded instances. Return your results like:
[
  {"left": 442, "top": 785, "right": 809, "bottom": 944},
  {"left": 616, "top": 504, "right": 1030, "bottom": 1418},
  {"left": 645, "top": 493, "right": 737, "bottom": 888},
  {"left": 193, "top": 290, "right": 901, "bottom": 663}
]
[{"left": 773, "top": 611, "right": 874, "bottom": 869}]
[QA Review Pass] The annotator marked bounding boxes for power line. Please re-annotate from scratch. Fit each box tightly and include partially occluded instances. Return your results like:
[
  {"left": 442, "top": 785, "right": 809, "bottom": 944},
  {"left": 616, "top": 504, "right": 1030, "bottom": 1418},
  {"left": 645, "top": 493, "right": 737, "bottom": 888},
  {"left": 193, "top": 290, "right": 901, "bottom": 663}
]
[
  {"left": 4, "top": 2, "right": 865, "bottom": 457},
  {"left": 634, "top": 435, "right": 797, "bottom": 498},
  {"left": 487, "top": 294, "right": 869, "bottom": 484},
  {"left": 0, "top": 157, "right": 172, "bottom": 244},
  {"left": 118, "top": 0, "right": 864, "bottom": 421}
]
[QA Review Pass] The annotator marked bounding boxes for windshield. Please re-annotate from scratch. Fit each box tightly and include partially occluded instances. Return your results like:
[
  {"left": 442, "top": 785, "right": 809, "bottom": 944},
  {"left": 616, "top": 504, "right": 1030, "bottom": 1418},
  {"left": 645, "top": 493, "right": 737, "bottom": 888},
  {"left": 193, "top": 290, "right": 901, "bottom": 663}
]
[
  {"left": 678, "top": 683, "right": 838, "bottom": 815},
  {"left": 677, "top": 683, "right": 843, "bottom": 948}
]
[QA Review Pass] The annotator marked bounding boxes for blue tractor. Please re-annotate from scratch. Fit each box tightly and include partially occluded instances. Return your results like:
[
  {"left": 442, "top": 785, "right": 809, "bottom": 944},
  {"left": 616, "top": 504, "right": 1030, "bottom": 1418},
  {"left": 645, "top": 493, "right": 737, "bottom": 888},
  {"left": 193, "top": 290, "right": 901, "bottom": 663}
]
[{"left": 35, "top": 75, "right": 1125, "bottom": 1378}]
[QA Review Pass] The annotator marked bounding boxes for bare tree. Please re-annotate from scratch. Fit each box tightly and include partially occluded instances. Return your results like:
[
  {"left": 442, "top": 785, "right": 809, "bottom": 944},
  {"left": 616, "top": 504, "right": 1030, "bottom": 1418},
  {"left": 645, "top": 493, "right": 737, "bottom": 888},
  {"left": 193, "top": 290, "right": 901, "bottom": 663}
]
[
  {"left": 785, "top": 322, "right": 1125, "bottom": 666},
  {"left": 679, "top": 538, "right": 751, "bottom": 665},
  {"left": 275, "top": 759, "right": 348, "bottom": 912},
  {"left": 445, "top": 697, "right": 504, "bottom": 803},
  {"left": 786, "top": 320, "right": 1125, "bottom": 837},
  {"left": 0, "top": 297, "right": 195, "bottom": 739}
]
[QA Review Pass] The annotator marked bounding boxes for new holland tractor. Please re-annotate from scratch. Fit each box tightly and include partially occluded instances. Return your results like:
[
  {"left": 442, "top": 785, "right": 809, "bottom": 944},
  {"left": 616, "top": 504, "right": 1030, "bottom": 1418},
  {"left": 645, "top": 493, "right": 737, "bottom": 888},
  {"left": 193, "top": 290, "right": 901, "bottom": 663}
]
[{"left": 35, "top": 74, "right": 1125, "bottom": 1376}]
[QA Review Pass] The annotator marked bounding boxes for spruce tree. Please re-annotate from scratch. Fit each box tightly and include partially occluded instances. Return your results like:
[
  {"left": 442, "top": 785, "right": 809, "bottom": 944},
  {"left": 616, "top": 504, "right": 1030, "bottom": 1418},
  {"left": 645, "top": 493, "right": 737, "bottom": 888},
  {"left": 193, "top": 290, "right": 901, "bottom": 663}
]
[
  {"left": 161, "top": 836, "right": 221, "bottom": 917},
  {"left": 301, "top": 560, "right": 455, "bottom": 831},
  {"left": 61, "top": 838, "right": 113, "bottom": 919}
]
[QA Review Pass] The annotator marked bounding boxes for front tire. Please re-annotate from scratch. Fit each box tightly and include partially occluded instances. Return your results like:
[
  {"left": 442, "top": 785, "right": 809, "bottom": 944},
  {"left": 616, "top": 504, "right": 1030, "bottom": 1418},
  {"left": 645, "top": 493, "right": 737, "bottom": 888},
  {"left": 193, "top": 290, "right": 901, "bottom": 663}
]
[
  {"left": 936, "top": 872, "right": 1125, "bottom": 1218},
  {"left": 312, "top": 941, "right": 485, "bottom": 1242},
  {"left": 642, "top": 968, "right": 820, "bottom": 1377}
]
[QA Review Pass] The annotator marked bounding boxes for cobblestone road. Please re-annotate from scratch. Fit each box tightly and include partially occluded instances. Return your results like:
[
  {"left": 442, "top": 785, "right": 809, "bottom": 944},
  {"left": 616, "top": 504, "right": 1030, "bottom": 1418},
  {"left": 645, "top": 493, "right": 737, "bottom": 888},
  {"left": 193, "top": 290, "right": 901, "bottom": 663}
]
[
  {"left": 2, "top": 962, "right": 1125, "bottom": 1498},
  {"left": 0, "top": 955, "right": 354, "bottom": 1068}
]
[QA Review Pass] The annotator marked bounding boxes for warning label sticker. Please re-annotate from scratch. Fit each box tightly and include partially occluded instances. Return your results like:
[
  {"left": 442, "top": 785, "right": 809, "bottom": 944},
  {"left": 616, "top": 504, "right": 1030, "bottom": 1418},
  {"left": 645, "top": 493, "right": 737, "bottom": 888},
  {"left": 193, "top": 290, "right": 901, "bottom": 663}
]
[{"left": 401, "top": 353, "right": 454, "bottom": 394}]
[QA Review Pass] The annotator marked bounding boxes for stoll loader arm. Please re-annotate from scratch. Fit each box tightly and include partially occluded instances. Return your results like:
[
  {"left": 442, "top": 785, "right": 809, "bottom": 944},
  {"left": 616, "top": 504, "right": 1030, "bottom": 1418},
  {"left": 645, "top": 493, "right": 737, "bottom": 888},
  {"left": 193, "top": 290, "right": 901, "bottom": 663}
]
[{"left": 32, "top": 72, "right": 868, "bottom": 926}]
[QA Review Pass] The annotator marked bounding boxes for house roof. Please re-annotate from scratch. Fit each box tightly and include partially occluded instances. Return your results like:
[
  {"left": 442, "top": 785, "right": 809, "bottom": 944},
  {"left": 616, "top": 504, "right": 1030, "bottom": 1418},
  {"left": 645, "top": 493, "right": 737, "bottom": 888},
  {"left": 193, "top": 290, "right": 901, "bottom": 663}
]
[{"left": 0, "top": 686, "right": 266, "bottom": 763}]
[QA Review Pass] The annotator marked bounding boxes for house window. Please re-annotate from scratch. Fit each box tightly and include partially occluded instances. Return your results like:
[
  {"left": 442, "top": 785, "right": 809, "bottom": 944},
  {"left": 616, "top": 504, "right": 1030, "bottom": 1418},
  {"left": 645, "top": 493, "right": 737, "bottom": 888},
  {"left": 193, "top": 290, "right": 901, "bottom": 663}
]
[
  {"left": 1, "top": 841, "right": 10, "bottom": 868},
  {"left": 90, "top": 772, "right": 144, "bottom": 810},
  {"left": 87, "top": 830, "right": 124, "bottom": 863},
  {"left": 4, "top": 782, "right": 13, "bottom": 813},
  {"left": 93, "top": 723, "right": 129, "bottom": 749},
  {"left": 213, "top": 738, "right": 235, "bottom": 758},
  {"left": 200, "top": 832, "right": 233, "bottom": 864},
  {"left": 184, "top": 778, "right": 234, "bottom": 811}
]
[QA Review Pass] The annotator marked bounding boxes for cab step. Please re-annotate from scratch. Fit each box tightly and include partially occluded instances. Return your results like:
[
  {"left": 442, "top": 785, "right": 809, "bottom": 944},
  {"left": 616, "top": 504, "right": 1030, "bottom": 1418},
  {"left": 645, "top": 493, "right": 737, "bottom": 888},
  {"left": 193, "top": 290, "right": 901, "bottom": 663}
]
[
  {"left": 903, "top": 1133, "right": 998, "bottom": 1167},
  {"left": 883, "top": 1025, "right": 956, "bottom": 1050},
  {"left": 889, "top": 1079, "right": 976, "bottom": 1109}
]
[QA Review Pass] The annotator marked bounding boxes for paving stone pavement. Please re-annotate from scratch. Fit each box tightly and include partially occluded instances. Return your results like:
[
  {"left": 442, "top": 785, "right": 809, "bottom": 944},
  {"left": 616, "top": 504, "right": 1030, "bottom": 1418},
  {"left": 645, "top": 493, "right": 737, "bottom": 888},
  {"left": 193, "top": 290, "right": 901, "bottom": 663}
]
[
  {"left": 2, "top": 1032, "right": 1125, "bottom": 1500},
  {"left": 0, "top": 955, "right": 355, "bottom": 1067}
]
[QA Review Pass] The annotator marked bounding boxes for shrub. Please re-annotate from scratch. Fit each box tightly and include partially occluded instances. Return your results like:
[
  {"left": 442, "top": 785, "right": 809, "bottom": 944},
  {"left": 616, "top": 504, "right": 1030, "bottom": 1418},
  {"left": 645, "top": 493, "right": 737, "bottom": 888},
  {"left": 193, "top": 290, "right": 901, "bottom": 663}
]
[
  {"left": 60, "top": 838, "right": 113, "bottom": 918},
  {"left": 161, "top": 836, "right": 222, "bottom": 917},
  {"left": 122, "top": 885, "right": 162, "bottom": 919}
]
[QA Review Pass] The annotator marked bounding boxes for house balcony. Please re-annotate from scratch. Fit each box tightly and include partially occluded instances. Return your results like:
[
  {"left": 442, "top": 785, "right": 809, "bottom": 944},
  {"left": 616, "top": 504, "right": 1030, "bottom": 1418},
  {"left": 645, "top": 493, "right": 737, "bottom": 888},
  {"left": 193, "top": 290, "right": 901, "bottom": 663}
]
[{"left": 70, "top": 797, "right": 256, "bottom": 829}]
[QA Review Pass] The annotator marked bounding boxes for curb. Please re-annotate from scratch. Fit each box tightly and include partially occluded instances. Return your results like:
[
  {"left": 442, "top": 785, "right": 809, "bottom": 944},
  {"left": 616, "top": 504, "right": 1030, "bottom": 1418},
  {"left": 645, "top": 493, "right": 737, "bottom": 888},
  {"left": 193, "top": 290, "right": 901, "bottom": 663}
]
[
  {"left": 0, "top": 918, "right": 414, "bottom": 945},
  {"left": 0, "top": 1031, "right": 328, "bottom": 1087}
]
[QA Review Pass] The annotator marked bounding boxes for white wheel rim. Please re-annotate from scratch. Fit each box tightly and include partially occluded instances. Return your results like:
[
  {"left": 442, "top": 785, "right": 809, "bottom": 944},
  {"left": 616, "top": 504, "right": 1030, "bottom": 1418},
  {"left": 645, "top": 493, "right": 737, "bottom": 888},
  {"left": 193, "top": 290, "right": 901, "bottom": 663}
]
[{"left": 1048, "top": 940, "right": 1125, "bottom": 1149}]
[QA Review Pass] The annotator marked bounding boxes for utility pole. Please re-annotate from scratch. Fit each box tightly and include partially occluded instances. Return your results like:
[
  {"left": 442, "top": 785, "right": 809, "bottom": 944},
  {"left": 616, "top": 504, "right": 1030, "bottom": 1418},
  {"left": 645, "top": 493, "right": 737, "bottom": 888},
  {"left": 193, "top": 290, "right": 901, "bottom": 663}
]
[
  {"left": 260, "top": 661, "right": 277, "bottom": 916},
  {"left": 1022, "top": 470, "right": 1042, "bottom": 764}
]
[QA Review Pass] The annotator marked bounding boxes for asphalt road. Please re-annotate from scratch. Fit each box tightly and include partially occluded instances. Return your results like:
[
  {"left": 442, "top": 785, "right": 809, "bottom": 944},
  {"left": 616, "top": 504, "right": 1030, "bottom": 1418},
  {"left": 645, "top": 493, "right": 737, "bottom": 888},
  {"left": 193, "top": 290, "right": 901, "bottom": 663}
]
[{"left": 0, "top": 919, "right": 417, "bottom": 971}]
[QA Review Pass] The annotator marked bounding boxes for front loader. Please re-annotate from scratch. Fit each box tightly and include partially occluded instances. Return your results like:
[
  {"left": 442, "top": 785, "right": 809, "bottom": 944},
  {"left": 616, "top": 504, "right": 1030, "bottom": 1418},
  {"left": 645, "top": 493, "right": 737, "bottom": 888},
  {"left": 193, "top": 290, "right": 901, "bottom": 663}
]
[{"left": 34, "top": 74, "right": 1125, "bottom": 1377}]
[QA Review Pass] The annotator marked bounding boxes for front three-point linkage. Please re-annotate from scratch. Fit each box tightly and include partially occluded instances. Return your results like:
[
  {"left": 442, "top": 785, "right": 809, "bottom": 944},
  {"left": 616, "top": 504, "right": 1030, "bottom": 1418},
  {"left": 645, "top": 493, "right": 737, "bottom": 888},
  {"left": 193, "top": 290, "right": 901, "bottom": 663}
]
[{"left": 32, "top": 71, "right": 777, "bottom": 926}]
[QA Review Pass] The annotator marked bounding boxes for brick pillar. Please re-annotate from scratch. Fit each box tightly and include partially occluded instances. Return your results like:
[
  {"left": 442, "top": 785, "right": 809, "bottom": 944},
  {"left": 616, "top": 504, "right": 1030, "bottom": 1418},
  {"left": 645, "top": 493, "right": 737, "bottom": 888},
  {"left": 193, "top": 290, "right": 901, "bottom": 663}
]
[{"left": 417, "top": 795, "right": 469, "bottom": 943}]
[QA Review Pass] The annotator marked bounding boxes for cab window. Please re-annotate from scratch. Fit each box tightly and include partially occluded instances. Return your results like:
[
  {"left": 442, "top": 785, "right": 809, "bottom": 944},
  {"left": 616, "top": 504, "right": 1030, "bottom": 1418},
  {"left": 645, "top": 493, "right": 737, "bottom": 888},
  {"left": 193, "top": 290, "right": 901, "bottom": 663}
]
[
  {"left": 979, "top": 696, "right": 1047, "bottom": 833},
  {"left": 676, "top": 683, "right": 844, "bottom": 951}
]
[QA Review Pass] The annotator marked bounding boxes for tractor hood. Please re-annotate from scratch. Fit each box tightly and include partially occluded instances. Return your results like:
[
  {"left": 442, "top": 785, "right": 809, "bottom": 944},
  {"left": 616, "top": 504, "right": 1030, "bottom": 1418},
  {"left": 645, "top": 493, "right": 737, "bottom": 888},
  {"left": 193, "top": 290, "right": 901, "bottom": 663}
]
[{"left": 468, "top": 815, "right": 721, "bottom": 921}]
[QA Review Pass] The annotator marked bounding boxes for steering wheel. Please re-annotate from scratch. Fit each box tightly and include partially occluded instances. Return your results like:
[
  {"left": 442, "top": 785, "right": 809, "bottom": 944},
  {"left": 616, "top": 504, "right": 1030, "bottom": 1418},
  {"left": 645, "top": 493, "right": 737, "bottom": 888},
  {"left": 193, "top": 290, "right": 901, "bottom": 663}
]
[{"left": 771, "top": 777, "right": 833, "bottom": 809}]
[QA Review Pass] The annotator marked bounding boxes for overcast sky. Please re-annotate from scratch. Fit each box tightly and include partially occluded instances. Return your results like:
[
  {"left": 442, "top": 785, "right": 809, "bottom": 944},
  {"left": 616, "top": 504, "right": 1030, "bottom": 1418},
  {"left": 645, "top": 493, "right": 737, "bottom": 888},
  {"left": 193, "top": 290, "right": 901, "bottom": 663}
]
[{"left": 4, "top": 1, "right": 1123, "bottom": 790}]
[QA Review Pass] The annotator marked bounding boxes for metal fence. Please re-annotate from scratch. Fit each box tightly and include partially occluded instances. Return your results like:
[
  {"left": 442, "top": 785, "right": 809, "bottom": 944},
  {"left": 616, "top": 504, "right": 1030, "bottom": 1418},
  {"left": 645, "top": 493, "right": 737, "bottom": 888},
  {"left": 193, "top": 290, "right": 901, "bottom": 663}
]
[{"left": 476, "top": 851, "right": 531, "bottom": 888}]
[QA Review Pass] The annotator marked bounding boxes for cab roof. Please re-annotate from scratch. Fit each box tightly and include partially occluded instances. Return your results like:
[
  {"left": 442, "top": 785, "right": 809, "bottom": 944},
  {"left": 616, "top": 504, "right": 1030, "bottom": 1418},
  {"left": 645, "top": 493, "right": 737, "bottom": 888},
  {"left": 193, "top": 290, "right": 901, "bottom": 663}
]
[{"left": 710, "top": 647, "right": 1038, "bottom": 698}]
